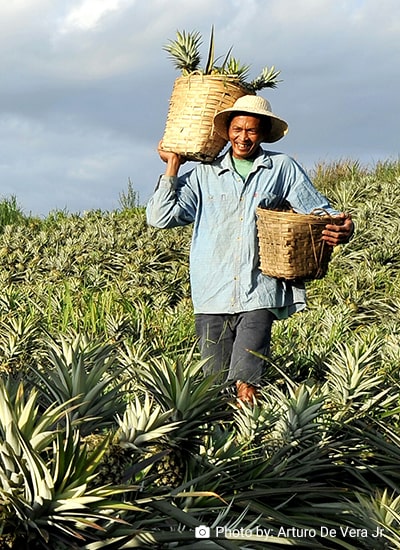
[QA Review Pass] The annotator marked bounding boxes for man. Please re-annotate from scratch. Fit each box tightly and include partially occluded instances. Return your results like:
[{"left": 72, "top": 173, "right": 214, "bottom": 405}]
[{"left": 146, "top": 95, "right": 354, "bottom": 403}]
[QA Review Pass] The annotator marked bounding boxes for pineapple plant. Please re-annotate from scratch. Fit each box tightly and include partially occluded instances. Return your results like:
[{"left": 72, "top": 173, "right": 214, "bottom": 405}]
[
  {"left": 32, "top": 333, "right": 126, "bottom": 436},
  {"left": 0, "top": 380, "right": 138, "bottom": 549},
  {"left": 121, "top": 351, "right": 230, "bottom": 489},
  {"left": 0, "top": 162, "right": 400, "bottom": 547},
  {"left": 116, "top": 392, "right": 183, "bottom": 487}
]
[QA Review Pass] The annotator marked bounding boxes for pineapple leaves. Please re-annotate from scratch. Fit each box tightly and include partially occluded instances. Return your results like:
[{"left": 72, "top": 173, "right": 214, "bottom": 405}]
[
  {"left": 0, "top": 380, "right": 136, "bottom": 547},
  {"left": 32, "top": 334, "right": 125, "bottom": 435},
  {"left": 163, "top": 29, "right": 202, "bottom": 75},
  {"left": 204, "top": 24, "right": 215, "bottom": 75},
  {"left": 249, "top": 65, "right": 282, "bottom": 91},
  {"left": 116, "top": 393, "right": 181, "bottom": 449},
  {"left": 164, "top": 27, "right": 282, "bottom": 90}
]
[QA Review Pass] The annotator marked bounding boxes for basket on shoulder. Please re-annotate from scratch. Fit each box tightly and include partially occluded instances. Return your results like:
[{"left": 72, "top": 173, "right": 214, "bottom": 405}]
[
  {"left": 161, "top": 28, "right": 281, "bottom": 162},
  {"left": 256, "top": 207, "right": 344, "bottom": 281}
]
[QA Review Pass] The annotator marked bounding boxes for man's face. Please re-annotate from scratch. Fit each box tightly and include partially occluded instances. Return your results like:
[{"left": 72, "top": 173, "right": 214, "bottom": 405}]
[{"left": 228, "top": 115, "right": 265, "bottom": 159}]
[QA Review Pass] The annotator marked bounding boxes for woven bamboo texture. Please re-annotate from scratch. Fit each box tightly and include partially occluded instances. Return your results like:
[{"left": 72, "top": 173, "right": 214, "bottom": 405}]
[
  {"left": 256, "top": 208, "right": 343, "bottom": 280},
  {"left": 162, "top": 74, "right": 250, "bottom": 162}
]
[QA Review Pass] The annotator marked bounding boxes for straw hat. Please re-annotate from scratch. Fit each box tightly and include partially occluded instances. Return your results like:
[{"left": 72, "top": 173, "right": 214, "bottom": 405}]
[{"left": 213, "top": 95, "right": 288, "bottom": 143}]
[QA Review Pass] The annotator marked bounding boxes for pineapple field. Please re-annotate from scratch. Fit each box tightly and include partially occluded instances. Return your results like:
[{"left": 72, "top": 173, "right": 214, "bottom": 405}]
[{"left": 0, "top": 160, "right": 400, "bottom": 549}]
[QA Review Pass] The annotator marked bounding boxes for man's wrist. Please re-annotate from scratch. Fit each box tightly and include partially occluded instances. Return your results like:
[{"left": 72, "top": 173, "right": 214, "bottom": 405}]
[{"left": 164, "top": 157, "right": 181, "bottom": 177}]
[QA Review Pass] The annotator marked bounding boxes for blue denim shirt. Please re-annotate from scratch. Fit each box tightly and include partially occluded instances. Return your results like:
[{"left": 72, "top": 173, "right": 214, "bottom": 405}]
[{"left": 146, "top": 148, "right": 337, "bottom": 315}]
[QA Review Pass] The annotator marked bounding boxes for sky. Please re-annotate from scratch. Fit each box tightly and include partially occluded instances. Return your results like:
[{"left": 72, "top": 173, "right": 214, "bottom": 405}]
[{"left": 0, "top": 0, "right": 399, "bottom": 217}]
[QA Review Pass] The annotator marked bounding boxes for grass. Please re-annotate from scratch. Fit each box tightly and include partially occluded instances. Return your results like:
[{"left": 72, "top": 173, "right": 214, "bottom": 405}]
[{"left": 0, "top": 195, "right": 25, "bottom": 231}]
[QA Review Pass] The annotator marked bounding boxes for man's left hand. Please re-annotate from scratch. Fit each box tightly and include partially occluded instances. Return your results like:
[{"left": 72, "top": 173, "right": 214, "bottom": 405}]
[{"left": 322, "top": 213, "right": 354, "bottom": 246}]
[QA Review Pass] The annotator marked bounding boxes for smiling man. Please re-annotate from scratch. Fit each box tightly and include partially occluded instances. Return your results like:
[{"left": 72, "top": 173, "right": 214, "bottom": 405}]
[{"left": 146, "top": 95, "right": 353, "bottom": 404}]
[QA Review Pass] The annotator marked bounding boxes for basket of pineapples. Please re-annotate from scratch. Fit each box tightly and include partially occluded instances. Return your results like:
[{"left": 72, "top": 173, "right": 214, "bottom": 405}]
[{"left": 161, "top": 28, "right": 281, "bottom": 162}]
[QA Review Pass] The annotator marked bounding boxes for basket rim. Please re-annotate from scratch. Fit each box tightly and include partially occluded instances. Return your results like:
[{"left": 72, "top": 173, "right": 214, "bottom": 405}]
[
  {"left": 256, "top": 207, "right": 338, "bottom": 223},
  {"left": 173, "top": 72, "right": 249, "bottom": 84}
]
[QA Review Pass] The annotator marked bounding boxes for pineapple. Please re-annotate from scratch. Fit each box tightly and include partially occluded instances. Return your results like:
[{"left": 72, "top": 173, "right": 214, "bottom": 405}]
[
  {"left": 249, "top": 65, "right": 282, "bottom": 92},
  {"left": 148, "top": 445, "right": 186, "bottom": 488},
  {"left": 163, "top": 30, "right": 202, "bottom": 75},
  {"left": 116, "top": 392, "right": 184, "bottom": 487},
  {"left": 133, "top": 355, "right": 231, "bottom": 488},
  {"left": 0, "top": 534, "right": 16, "bottom": 549},
  {"left": 223, "top": 56, "right": 251, "bottom": 82},
  {"left": 83, "top": 433, "right": 133, "bottom": 487},
  {"left": 164, "top": 27, "right": 282, "bottom": 90}
]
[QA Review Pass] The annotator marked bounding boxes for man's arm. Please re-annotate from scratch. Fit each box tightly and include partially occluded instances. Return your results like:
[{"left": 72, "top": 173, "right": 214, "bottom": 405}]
[
  {"left": 146, "top": 142, "right": 197, "bottom": 229},
  {"left": 158, "top": 142, "right": 185, "bottom": 177}
]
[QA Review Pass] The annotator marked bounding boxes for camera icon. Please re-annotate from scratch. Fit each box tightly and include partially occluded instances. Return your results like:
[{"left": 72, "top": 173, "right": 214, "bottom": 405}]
[{"left": 195, "top": 525, "right": 210, "bottom": 538}]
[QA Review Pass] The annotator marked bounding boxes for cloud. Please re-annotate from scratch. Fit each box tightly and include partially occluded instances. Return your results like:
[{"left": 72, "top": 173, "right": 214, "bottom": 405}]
[
  {"left": 0, "top": 0, "right": 398, "bottom": 215},
  {"left": 60, "top": 0, "right": 129, "bottom": 32},
  {"left": 0, "top": 111, "right": 149, "bottom": 214}
]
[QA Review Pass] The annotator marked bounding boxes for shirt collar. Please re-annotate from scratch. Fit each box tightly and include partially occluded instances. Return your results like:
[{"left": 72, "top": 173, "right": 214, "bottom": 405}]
[{"left": 217, "top": 147, "right": 273, "bottom": 175}]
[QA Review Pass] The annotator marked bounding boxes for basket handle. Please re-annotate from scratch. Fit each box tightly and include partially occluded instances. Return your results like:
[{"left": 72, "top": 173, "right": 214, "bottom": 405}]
[
  {"left": 310, "top": 208, "right": 345, "bottom": 227},
  {"left": 310, "top": 208, "right": 332, "bottom": 217},
  {"left": 307, "top": 222, "right": 326, "bottom": 278}
]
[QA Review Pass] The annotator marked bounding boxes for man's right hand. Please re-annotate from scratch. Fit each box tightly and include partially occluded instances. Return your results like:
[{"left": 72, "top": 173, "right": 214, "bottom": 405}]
[{"left": 158, "top": 141, "right": 186, "bottom": 176}]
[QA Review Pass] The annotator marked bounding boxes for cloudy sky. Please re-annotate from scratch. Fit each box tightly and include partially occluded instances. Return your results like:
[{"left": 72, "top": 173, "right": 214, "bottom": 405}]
[{"left": 1, "top": 0, "right": 399, "bottom": 216}]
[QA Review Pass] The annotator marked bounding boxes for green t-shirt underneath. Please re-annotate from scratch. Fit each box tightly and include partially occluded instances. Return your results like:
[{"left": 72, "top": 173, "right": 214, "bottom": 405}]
[{"left": 232, "top": 156, "right": 254, "bottom": 181}]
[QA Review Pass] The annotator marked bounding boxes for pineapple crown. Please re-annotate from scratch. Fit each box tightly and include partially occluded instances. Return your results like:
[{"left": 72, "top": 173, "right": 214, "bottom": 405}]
[{"left": 163, "top": 27, "right": 282, "bottom": 92}]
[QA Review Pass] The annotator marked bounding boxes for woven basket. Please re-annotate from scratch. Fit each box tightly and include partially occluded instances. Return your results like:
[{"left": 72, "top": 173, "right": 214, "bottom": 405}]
[
  {"left": 161, "top": 74, "right": 250, "bottom": 162},
  {"left": 256, "top": 208, "right": 343, "bottom": 280}
]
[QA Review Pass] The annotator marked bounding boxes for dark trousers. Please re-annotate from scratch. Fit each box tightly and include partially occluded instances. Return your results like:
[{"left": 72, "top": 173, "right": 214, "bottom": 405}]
[{"left": 194, "top": 309, "right": 275, "bottom": 385}]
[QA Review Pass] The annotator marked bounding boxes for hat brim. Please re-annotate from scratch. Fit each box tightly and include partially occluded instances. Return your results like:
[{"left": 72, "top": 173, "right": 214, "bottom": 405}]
[{"left": 213, "top": 108, "right": 288, "bottom": 143}]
